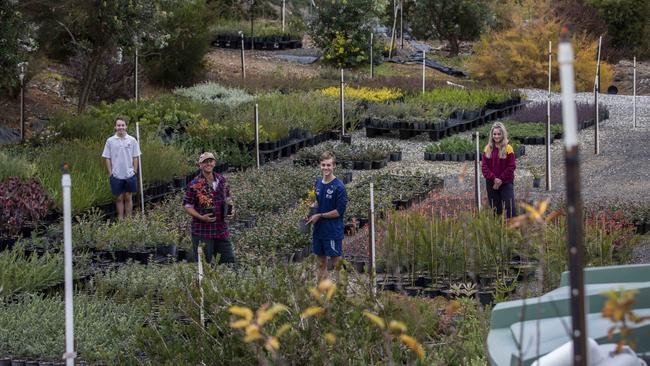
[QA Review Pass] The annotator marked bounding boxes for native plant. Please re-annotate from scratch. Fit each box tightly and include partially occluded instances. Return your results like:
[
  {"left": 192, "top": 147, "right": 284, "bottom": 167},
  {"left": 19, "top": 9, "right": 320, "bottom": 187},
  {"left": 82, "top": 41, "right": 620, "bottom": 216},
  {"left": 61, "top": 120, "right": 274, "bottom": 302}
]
[{"left": 0, "top": 177, "right": 52, "bottom": 238}]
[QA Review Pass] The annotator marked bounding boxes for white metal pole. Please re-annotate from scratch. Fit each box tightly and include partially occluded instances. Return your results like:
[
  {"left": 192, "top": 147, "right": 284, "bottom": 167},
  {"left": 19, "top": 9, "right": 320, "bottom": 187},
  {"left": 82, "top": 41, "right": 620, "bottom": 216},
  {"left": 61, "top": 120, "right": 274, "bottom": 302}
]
[
  {"left": 61, "top": 169, "right": 76, "bottom": 366},
  {"left": 19, "top": 63, "right": 25, "bottom": 143},
  {"left": 547, "top": 40, "right": 552, "bottom": 191},
  {"left": 422, "top": 49, "right": 426, "bottom": 94},
  {"left": 633, "top": 56, "right": 637, "bottom": 128},
  {"left": 135, "top": 46, "right": 139, "bottom": 103},
  {"left": 197, "top": 246, "right": 205, "bottom": 328},
  {"left": 340, "top": 69, "right": 345, "bottom": 137},
  {"left": 240, "top": 32, "right": 246, "bottom": 79},
  {"left": 136, "top": 122, "right": 145, "bottom": 214},
  {"left": 594, "top": 36, "right": 602, "bottom": 155},
  {"left": 474, "top": 132, "right": 481, "bottom": 210},
  {"left": 370, "top": 33, "right": 374, "bottom": 78},
  {"left": 255, "top": 104, "right": 260, "bottom": 169},
  {"left": 369, "top": 182, "right": 376, "bottom": 296},
  {"left": 400, "top": 0, "right": 404, "bottom": 49}
]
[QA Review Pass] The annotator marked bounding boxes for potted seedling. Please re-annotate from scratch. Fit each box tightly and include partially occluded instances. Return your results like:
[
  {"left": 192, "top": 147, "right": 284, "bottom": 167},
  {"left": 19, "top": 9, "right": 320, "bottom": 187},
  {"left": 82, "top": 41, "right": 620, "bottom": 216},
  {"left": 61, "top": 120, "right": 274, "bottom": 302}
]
[{"left": 526, "top": 162, "right": 543, "bottom": 188}]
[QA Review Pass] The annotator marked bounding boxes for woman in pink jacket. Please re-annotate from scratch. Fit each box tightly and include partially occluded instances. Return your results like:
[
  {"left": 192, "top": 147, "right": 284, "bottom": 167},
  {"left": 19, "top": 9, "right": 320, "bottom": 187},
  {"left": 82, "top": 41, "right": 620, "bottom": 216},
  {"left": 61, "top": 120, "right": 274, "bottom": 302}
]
[{"left": 481, "top": 122, "right": 516, "bottom": 218}]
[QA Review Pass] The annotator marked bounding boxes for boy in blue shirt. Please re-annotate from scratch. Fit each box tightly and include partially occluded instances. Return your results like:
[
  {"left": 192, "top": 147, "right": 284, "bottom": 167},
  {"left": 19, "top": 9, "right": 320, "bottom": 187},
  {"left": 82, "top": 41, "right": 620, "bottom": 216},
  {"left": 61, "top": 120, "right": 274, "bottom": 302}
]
[{"left": 307, "top": 151, "right": 348, "bottom": 280}]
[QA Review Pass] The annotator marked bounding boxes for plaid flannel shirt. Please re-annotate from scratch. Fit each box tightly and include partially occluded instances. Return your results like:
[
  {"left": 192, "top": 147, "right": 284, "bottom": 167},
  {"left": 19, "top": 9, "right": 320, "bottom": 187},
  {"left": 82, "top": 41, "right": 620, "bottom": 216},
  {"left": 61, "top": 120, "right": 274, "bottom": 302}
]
[{"left": 183, "top": 172, "right": 230, "bottom": 239}]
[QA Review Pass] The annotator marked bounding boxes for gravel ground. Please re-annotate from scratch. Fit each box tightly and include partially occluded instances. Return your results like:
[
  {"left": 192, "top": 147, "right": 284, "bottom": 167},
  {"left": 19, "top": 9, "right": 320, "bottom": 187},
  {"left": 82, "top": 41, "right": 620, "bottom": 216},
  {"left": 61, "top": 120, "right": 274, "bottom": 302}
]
[{"left": 349, "top": 89, "right": 650, "bottom": 207}]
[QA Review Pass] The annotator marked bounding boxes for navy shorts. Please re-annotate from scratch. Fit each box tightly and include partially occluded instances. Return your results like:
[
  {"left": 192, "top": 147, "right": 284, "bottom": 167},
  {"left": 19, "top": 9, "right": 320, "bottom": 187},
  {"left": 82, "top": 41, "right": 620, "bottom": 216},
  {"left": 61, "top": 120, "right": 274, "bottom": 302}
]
[
  {"left": 109, "top": 175, "right": 137, "bottom": 195},
  {"left": 313, "top": 238, "right": 342, "bottom": 257}
]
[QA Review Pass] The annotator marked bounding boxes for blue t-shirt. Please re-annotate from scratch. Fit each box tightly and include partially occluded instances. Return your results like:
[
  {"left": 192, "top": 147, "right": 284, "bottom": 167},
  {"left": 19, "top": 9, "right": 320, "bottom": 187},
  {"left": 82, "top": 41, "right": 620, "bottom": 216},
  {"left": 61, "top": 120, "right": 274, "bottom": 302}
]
[{"left": 313, "top": 177, "right": 347, "bottom": 240}]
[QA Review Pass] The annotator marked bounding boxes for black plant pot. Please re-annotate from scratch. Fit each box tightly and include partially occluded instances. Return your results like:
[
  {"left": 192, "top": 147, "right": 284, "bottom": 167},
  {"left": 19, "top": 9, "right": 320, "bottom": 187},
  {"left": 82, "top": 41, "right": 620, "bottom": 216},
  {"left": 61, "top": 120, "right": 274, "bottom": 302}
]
[
  {"left": 404, "top": 286, "right": 423, "bottom": 297},
  {"left": 353, "top": 261, "right": 366, "bottom": 273},
  {"left": 0, "top": 359, "right": 10, "bottom": 366},
  {"left": 177, "top": 249, "right": 187, "bottom": 261},
  {"left": 532, "top": 178, "right": 541, "bottom": 188},
  {"left": 423, "top": 287, "right": 441, "bottom": 298},
  {"left": 478, "top": 290, "right": 495, "bottom": 306},
  {"left": 352, "top": 161, "right": 364, "bottom": 170},
  {"left": 424, "top": 152, "right": 432, "bottom": 160},
  {"left": 362, "top": 161, "right": 372, "bottom": 170},
  {"left": 341, "top": 134, "right": 352, "bottom": 144},
  {"left": 114, "top": 249, "right": 129, "bottom": 262},
  {"left": 415, "top": 275, "right": 432, "bottom": 287},
  {"left": 343, "top": 171, "right": 353, "bottom": 184},
  {"left": 371, "top": 160, "right": 383, "bottom": 169},
  {"left": 156, "top": 244, "right": 178, "bottom": 257},
  {"left": 389, "top": 152, "right": 400, "bottom": 161},
  {"left": 11, "top": 361, "right": 26, "bottom": 366}
]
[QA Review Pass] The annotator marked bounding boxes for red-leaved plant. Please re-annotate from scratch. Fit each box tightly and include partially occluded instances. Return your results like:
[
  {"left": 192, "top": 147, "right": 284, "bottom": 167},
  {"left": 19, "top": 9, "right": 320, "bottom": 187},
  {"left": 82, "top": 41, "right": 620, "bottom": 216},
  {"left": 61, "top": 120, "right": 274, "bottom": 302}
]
[{"left": 0, "top": 177, "right": 53, "bottom": 238}]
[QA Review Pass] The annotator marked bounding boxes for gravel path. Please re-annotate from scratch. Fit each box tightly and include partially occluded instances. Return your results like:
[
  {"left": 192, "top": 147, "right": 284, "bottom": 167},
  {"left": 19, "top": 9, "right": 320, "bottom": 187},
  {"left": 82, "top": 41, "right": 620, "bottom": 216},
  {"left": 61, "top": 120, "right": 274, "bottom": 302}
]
[{"left": 350, "top": 89, "right": 650, "bottom": 207}]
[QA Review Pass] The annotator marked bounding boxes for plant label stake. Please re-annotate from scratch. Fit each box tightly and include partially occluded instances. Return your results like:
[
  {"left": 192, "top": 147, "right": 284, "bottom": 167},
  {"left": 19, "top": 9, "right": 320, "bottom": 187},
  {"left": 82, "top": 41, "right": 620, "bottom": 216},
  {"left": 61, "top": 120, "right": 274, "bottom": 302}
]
[
  {"left": 369, "top": 182, "right": 377, "bottom": 297},
  {"left": 254, "top": 103, "right": 260, "bottom": 169},
  {"left": 134, "top": 43, "right": 139, "bottom": 103},
  {"left": 547, "top": 41, "right": 552, "bottom": 191},
  {"left": 422, "top": 49, "right": 426, "bottom": 94},
  {"left": 594, "top": 36, "right": 602, "bottom": 155},
  {"left": 340, "top": 69, "right": 345, "bottom": 137},
  {"left": 18, "top": 62, "right": 26, "bottom": 143},
  {"left": 240, "top": 32, "right": 246, "bottom": 79},
  {"left": 197, "top": 246, "right": 205, "bottom": 328},
  {"left": 136, "top": 122, "right": 145, "bottom": 214},
  {"left": 400, "top": 0, "right": 404, "bottom": 49},
  {"left": 281, "top": 0, "right": 285, "bottom": 32},
  {"left": 61, "top": 165, "right": 77, "bottom": 366},
  {"left": 370, "top": 32, "right": 374, "bottom": 78},
  {"left": 633, "top": 56, "right": 637, "bottom": 128},
  {"left": 474, "top": 132, "right": 481, "bottom": 210},
  {"left": 388, "top": 0, "right": 398, "bottom": 59},
  {"left": 559, "top": 28, "right": 587, "bottom": 366}
]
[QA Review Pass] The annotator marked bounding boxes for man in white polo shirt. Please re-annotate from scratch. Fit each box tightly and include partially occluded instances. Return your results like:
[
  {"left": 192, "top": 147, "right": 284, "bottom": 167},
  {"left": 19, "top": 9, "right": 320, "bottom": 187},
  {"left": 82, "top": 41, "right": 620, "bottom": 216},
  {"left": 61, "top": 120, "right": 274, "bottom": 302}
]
[{"left": 102, "top": 117, "right": 142, "bottom": 219}]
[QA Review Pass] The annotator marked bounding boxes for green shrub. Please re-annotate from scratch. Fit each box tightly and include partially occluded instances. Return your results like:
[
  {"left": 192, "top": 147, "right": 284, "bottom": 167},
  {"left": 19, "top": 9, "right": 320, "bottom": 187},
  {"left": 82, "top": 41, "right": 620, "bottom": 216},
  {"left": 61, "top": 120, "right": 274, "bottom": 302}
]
[
  {"left": 587, "top": 0, "right": 650, "bottom": 53},
  {"left": 0, "top": 246, "right": 64, "bottom": 298},
  {"left": 0, "top": 150, "right": 36, "bottom": 182},
  {"left": 174, "top": 82, "right": 255, "bottom": 108},
  {"left": 142, "top": 0, "right": 213, "bottom": 86}
]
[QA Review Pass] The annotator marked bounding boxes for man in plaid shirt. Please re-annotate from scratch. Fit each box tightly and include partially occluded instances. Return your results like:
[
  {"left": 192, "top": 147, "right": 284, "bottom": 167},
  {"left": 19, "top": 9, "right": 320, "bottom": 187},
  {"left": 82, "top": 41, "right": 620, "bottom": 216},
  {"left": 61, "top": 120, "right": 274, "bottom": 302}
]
[{"left": 183, "top": 152, "right": 235, "bottom": 264}]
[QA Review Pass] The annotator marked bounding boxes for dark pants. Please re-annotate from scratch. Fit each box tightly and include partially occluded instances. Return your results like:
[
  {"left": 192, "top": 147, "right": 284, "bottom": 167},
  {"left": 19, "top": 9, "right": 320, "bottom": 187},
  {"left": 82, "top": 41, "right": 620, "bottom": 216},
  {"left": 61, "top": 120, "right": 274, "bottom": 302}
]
[
  {"left": 486, "top": 181, "right": 515, "bottom": 218},
  {"left": 190, "top": 236, "right": 235, "bottom": 264}
]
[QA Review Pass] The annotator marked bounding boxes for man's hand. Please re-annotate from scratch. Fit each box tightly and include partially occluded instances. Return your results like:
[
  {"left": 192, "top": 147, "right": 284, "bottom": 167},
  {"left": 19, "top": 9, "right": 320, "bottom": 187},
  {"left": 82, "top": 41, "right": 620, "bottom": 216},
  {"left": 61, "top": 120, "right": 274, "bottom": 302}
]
[
  {"left": 306, "top": 213, "right": 321, "bottom": 225},
  {"left": 201, "top": 213, "right": 217, "bottom": 223}
]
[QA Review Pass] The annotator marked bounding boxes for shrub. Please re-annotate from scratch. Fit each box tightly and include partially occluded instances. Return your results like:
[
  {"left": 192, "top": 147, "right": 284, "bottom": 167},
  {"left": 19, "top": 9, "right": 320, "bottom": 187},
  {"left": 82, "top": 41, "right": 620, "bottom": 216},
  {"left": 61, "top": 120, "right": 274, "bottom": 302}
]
[
  {"left": 320, "top": 86, "right": 403, "bottom": 103},
  {"left": 0, "top": 150, "right": 36, "bottom": 182},
  {"left": 0, "top": 177, "right": 53, "bottom": 238},
  {"left": 468, "top": 19, "right": 614, "bottom": 91},
  {"left": 587, "top": 0, "right": 650, "bottom": 53},
  {"left": 142, "top": 0, "right": 213, "bottom": 86},
  {"left": 0, "top": 246, "right": 64, "bottom": 298},
  {"left": 308, "top": 0, "right": 387, "bottom": 67},
  {"left": 174, "top": 82, "right": 255, "bottom": 108}
]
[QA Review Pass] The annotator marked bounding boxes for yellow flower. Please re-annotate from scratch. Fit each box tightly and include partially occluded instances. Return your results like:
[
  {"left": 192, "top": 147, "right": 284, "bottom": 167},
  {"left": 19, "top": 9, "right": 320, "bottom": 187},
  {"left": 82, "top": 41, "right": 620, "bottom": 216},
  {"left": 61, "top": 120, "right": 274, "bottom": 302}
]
[
  {"left": 229, "top": 306, "right": 254, "bottom": 322},
  {"left": 244, "top": 324, "right": 263, "bottom": 342},
  {"left": 309, "top": 287, "right": 321, "bottom": 301},
  {"left": 324, "top": 332, "right": 337, "bottom": 346},
  {"left": 301, "top": 306, "right": 325, "bottom": 319},
  {"left": 265, "top": 336, "right": 280, "bottom": 351},
  {"left": 318, "top": 279, "right": 335, "bottom": 292},
  {"left": 399, "top": 334, "right": 425, "bottom": 360},
  {"left": 363, "top": 311, "right": 385, "bottom": 329},
  {"left": 325, "top": 284, "right": 336, "bottom": 301},
  {"left": 388, "top": 320, "right": 407, "bottom": 333},
  {"left": 257, "top": 303, "right": 288, "bottom": 326},
  {"left": 230, "top": 319, "right": 251, "bottom": 329},
  {"left": 275, "top": 323, "right": 292, "bottom": 337}
]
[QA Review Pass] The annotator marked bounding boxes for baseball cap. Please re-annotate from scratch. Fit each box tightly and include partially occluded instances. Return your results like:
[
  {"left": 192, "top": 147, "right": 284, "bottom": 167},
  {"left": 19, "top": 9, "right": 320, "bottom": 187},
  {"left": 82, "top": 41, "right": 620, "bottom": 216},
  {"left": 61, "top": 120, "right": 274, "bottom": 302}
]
[{"left": 198, "top": 152, "right": 216, "bottom": 163}]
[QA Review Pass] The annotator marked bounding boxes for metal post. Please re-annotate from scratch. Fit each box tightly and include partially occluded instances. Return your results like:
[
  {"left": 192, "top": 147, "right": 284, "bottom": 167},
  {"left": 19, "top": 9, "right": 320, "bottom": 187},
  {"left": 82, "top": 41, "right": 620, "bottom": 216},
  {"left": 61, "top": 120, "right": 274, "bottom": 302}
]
[
  {"left": 422, "top": 49, "right": 426, "bottom": 94},
  {"left": 400, "top": 0, "right": 404, "bottom": 49},
  {"left": 546, "top": 41, "right": 552, "bottom": 191},
  {"left": 369, "top": 182, "right": 376, "bottom": 296},
  {"left": 197, "top": 246, "right": 205, "bottom": 328},
  {"left": 633, "top": 56, "right": 637, "bottom": 128},
  {"left": 474, "top": 132, "right": 481, "bottom": 210},
  {"left": 136, "top": 122, "right": 145, "bottom": 214},
  {"left": 250, "top": 0, "right": 254, "bottom": 50},
  {"left": 370, "top": 33, "right": 374, "bottom": 78},
  {"left": 282, "top": 0, "right": 286, "bottom": 32},
  {"left": 135, "top": 46, "right": 139, "bottom": 103},
  {"left": 61, "top": 166, "right": 76, "bottom": 366},
  {"left": 254, "top": 104, "right": 260, "bottom": 169},
  {"left": 240, "top": 32, "right": 246, "bottom": 79},
  {"left": 340, "top": 69, "right": 345, "bottom": 137},
  {"left": 19, "top": 63, "right": 25, "bottom": 143},
  {"left": 558, "top": 29, "right": 587, "bottom": 366},
  {"left": 594, "top": 36, "right": 602, "bottom": 155}
]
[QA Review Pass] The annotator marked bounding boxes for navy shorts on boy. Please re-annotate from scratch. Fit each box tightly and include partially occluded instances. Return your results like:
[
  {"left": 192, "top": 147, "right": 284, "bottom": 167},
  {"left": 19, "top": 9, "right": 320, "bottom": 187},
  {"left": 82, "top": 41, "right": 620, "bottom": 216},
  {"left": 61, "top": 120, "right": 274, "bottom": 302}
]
[
  {"left": 109, "top": 175, "right": 137, "bottom": 195},
  {"left": 313, "top": 238, "right": 343, "bottom": 257},
  {"left": 312, "top": 177, "right": 347, "bottom": 256}
]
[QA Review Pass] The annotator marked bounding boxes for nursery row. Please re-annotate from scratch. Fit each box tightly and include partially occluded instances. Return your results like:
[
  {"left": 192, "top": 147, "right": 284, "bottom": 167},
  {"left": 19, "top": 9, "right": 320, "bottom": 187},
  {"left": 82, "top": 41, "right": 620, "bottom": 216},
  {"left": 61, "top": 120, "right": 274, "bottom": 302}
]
[
  {"left": 294, "top": 141, "right": 402, "bottom": 170},
  {"left": 424, "top": 137, "right": 525, "bottom": 162}
]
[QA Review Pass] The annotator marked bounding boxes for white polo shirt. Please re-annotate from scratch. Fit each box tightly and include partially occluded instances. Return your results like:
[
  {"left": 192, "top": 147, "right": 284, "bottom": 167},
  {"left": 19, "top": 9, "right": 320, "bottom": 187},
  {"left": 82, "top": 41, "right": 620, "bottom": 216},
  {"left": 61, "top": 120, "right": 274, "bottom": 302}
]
[{"left": 101, "top": 133, "right": 142, "bottom": 179}]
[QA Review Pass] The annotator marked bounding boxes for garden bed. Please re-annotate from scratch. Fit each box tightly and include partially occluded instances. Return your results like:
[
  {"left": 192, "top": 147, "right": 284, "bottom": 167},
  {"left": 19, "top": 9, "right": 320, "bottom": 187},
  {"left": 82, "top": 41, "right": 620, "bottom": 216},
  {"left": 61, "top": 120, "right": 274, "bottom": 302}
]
[
  {"left": 423, "top": 136, "right": 525, "bottom": 162},
  {"left": 294, "top": 141, "right": 402, "bottom": 171}
]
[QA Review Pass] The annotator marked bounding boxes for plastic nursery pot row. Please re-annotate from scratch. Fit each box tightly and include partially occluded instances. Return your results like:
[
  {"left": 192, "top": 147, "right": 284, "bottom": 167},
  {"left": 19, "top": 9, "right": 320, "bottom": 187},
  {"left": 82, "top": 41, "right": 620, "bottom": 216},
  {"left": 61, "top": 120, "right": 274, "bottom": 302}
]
[
  {"left": 634, "top": 220, "right": 650, "bottom": 235},
  {"left": 423, "top": 146, "right": 526, "bottom": 162},
  {"left": 254, "top": 131, "right": 339, "bottom": 165},
  {"left": 374, "top": 277, "right": 499, "bottom": 306},
  {"left": 0, "top": 358, "right": 66, "bottom": 366},
  {"left": 91, "top": 245, "right": 186, "bottom": 265},
  {"left": 212, "top": 35, "right": 302, "bottom": 50},
  {"left": 365, "top": 98, "right": 524, "bottom": 141},
  {"left": 294, "top": 151, "right": 402, "bottom": 170}
]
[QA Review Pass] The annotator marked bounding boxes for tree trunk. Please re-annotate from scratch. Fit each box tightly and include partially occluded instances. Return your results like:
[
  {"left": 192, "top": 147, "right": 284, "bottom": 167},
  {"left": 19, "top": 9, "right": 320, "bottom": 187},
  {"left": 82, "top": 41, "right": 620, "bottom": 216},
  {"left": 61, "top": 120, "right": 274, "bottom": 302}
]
[
  {"left": 77, "top": 49, "right": 103, "bottom": 113},
  {"left": 448, "top": 34, "right": 460, "bottom": 57}
]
